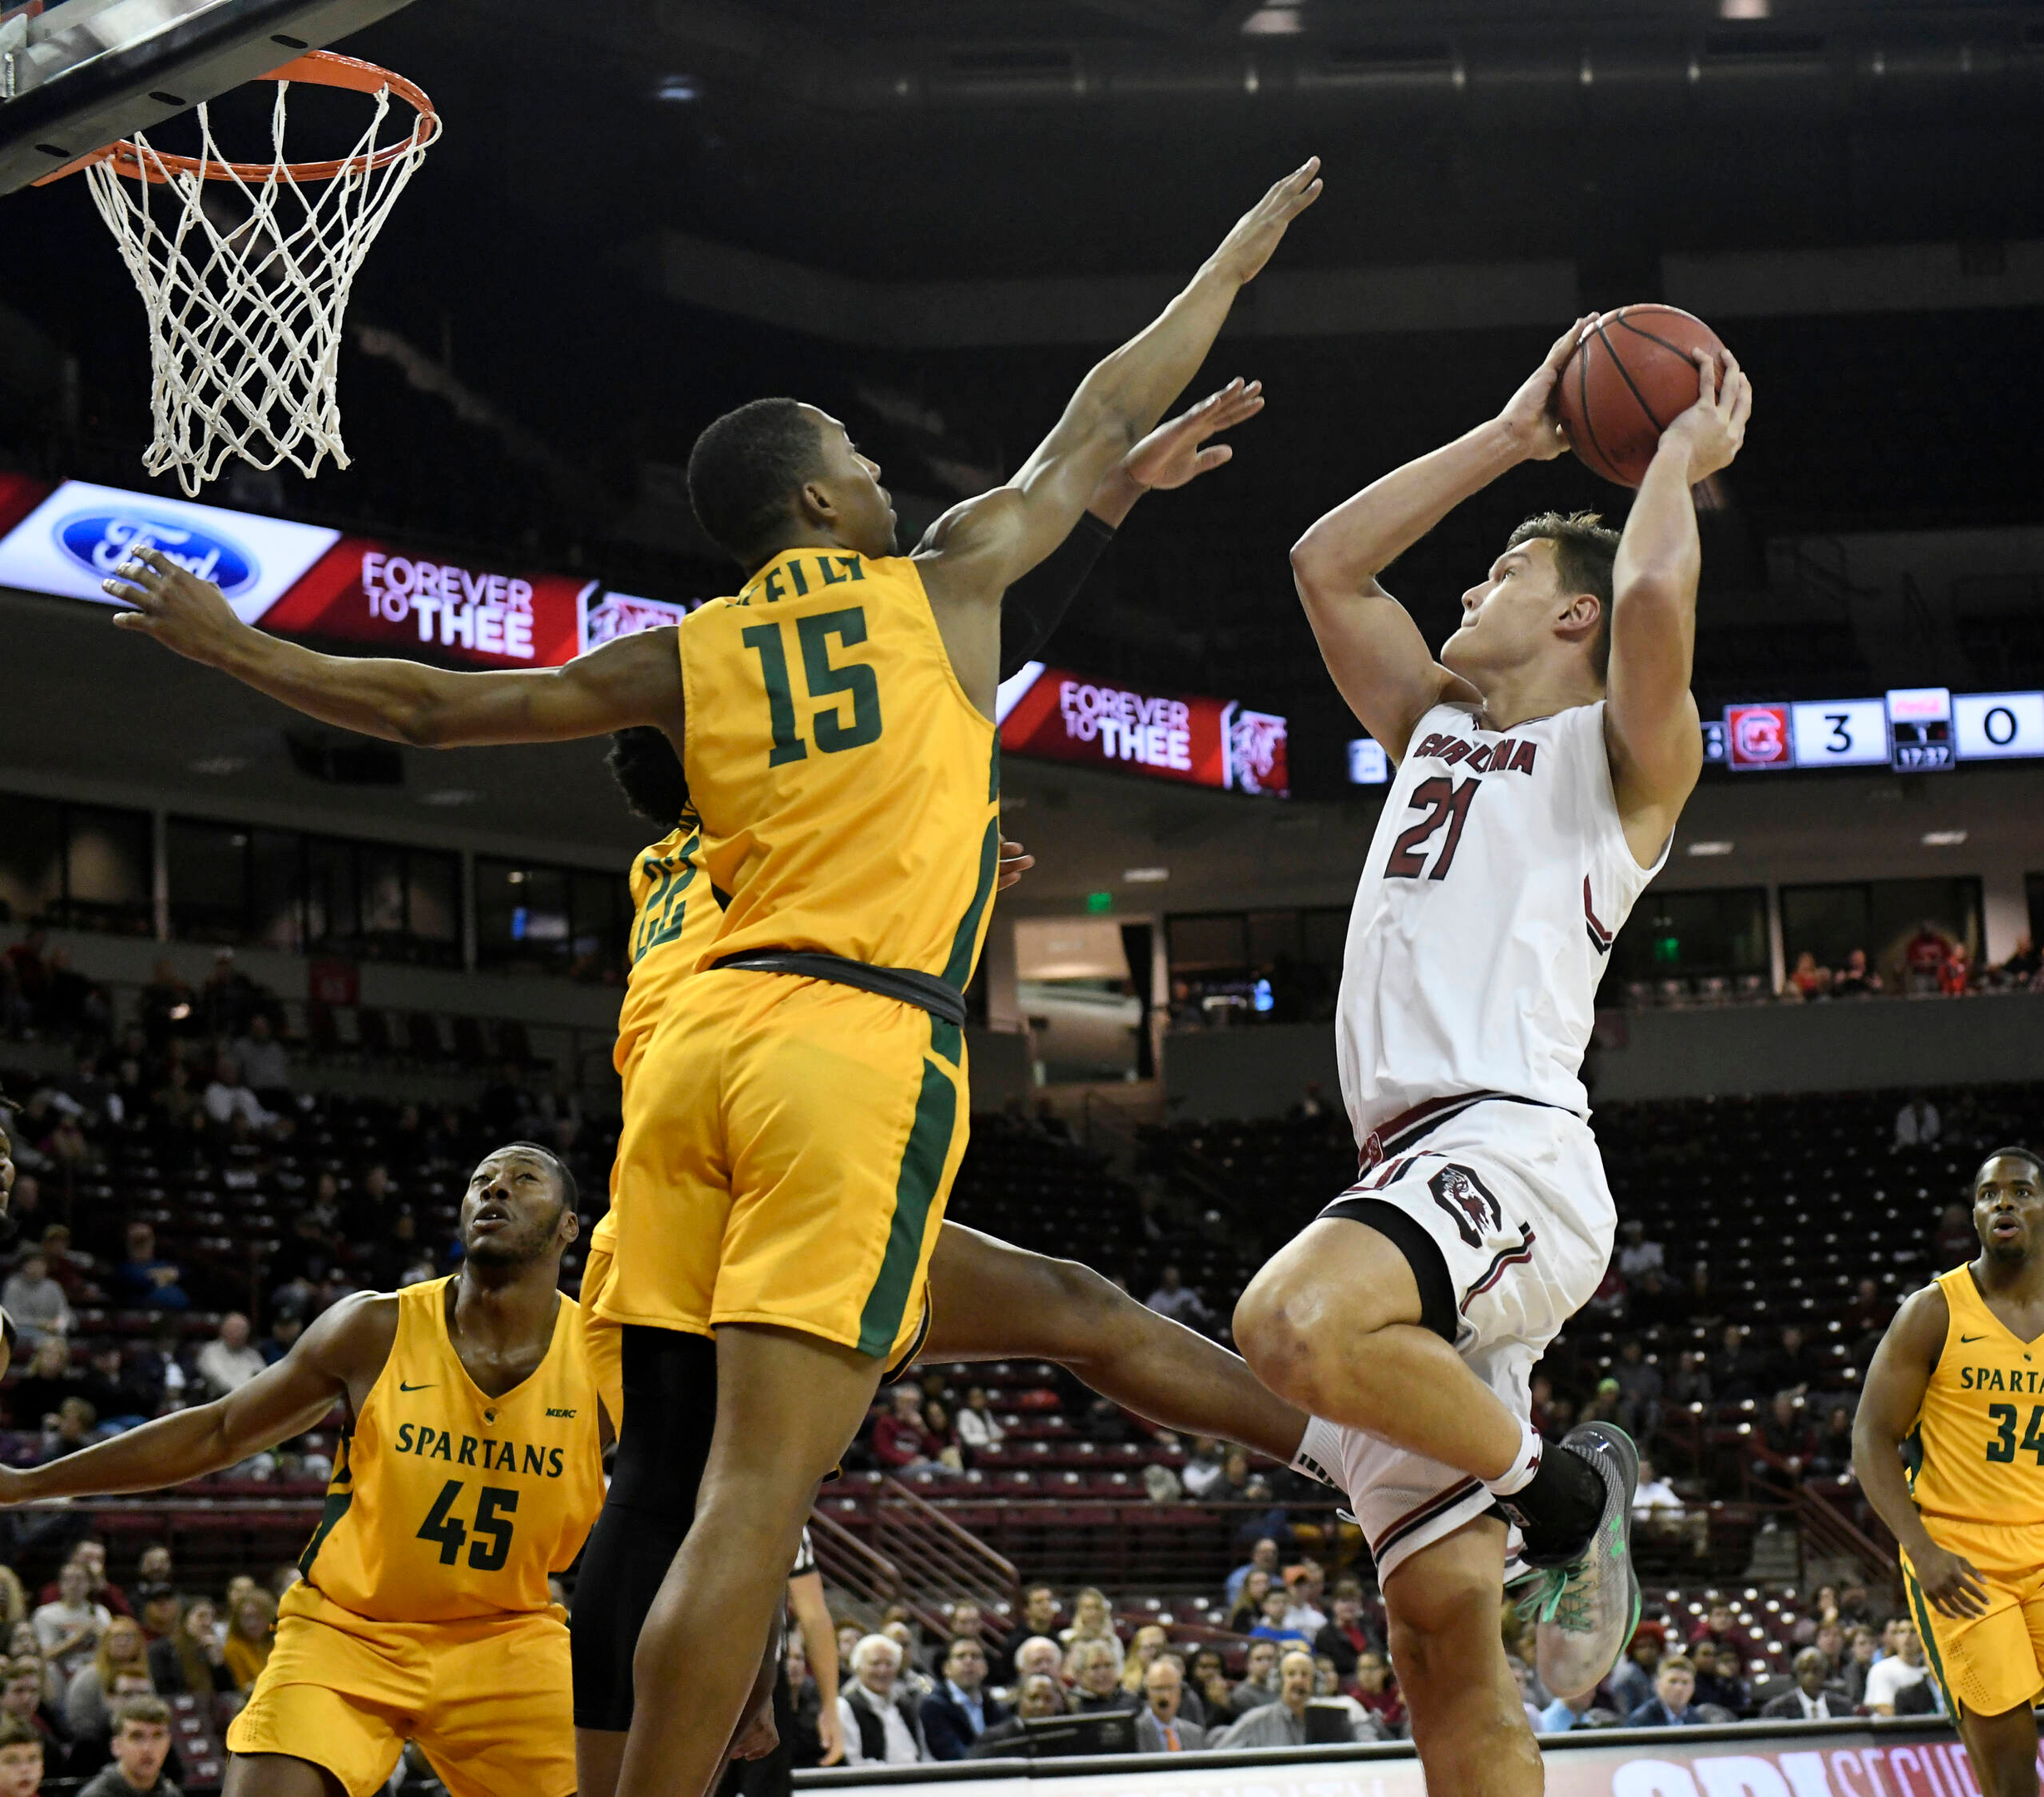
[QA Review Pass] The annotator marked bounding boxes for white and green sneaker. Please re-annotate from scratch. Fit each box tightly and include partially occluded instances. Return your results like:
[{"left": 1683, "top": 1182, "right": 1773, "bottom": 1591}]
[{"left": 1514, "top": 1422, "right": 1641, "bottom": 1703}]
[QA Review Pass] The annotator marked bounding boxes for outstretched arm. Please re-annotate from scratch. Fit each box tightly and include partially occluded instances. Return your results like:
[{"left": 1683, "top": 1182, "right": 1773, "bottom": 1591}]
[
  {"left": 1852, "top": 1285, "right": 1990, "bottom": 1620},
  {"left": 1289, "top": 318, "right": 1589, "bottom": 759},
  {"left": 1604, "top": 348, "right": 1752, "bottom": 863},
  {"left": 998, "top": 379, "right": 1265, "bottom": 680},
  {"left": 918, "top": 162, "right": 1319, "bottom": 700},
  {"left": 0, "top": 1293, "right": 392, "bottom": 1502},
  {"left": 103, "top": 547, "right": 685, "bottom": 747},
  {"left": 787, "top": 1567, "right": 843, "bottom": 1765}
]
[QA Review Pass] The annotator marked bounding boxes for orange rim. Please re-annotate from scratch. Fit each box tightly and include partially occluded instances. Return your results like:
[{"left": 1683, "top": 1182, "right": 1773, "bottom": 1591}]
[{"left": 42, "top": 49, "right": 436, "bottom": 186}]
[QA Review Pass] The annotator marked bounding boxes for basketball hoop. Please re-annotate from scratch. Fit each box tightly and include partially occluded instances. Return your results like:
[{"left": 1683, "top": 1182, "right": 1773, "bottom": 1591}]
[{"left": 44, "top": 50, "right": 439, "bottom": 495}]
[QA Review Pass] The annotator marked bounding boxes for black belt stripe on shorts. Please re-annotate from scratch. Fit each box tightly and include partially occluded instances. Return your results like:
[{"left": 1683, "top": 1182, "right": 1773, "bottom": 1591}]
[
  {"left": 711, "top": 948, "right": 969, "bottom": 1029},
  {"left": 1358, "top": 1088, "right": 1569, "bottom": 1171}
]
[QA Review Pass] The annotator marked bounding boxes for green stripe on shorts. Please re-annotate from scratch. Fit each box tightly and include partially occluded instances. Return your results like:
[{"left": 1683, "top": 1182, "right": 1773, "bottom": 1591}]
[
  {"left": 858, "top": 1059, "right": 958, "bottom": 1358},
  {"left": 1903, "top": 1562, "right": 1957, "bottom": 1715}
]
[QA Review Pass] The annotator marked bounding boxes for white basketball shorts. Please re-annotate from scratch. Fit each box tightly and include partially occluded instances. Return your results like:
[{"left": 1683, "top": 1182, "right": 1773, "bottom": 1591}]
[{"left": 1314, "top": 1096, "right": 1616, "bottom": 1583}]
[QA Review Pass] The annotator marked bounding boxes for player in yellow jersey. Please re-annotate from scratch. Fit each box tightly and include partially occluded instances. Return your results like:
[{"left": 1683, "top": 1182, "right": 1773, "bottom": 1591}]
[
  {"left": 1856, "top": 1147, "right": 2044, "bottom": 1797},
  {"left": 0, "top": 1142, "right": 602, "bottom": 1797},
  {"left": 105, "top": 158, "right": 1322, "bottom": 1797}
]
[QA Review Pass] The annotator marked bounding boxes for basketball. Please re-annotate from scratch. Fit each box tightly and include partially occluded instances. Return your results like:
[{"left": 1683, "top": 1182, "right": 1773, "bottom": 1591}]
[{"left": 1553, "top": 304, "right": 1728, "bottom": 488}]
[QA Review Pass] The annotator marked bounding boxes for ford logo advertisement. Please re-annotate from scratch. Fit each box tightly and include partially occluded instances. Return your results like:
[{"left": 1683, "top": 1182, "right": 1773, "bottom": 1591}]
[
  {"left": 0, "top": 478, "right": 338, "bottom": 620},
  {"left": 56, "top": 508, "right": 260, "bottom": 597}
]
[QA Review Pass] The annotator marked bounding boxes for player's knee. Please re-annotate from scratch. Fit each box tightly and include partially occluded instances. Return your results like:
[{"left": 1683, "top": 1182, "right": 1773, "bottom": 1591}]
[{"left": 1233, "top": 1261, "right": 1330, "bottom": 1404}]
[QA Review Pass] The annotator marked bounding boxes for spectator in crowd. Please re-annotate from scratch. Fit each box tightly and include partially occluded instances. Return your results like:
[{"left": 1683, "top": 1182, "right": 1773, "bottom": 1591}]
[
  {"left": 1902, "top": 923, "right": 1951, "bottom": 994},
  {"left": 1011, "top": 1636, "right": 1062, "bottom": 1691},
  {"left": 79, "top": 1345, "right": 155, "bottom": 1433},
  {"left": 1862, "top": 1623, "right": 1928, "bottom": 1715},
  {"left": 1180, "top": 1437, "right": 1224, "bottom": 1498},
  {"left": 881, "top": 1621, "right": 934, "bottom": 1702},
  {"left": 32, "top": 1561, "right": 108, "bottom": 1683},
  {"left": 269, "top": 1211, "right": 345, "bottom": 1314},
  {"left": 1626, "top": 1655, "right": 1704, "bottom": 1728},
  {"left": 1810, "top": 1403, "right": 1857, "bottom": 1477},
  {"left": 1666, "top": 1349, "right": 1712, "bottom": 1409},
  {"left": 1226, "top": 1569, "right": 1274, "bottom": 1636},
  {"left": 1833, "top": 948, "right": 1882, "bottom": 998},
  {"left": 1809, "top": 1616, "right": 1846, "bottom": 1676},
  {"left": 1611, "top": 1338, "right": 1662, "bottom": 1437},
  {"left": 1225, "top": 1537, "right": 1279, "bottom": 1609},
  {"left": 0, "top": 1252, "right": 72, "bottom": 1350},
  {"left": 921, "top": 1633, "right": 1007, "bottom": 1760},
  {"left": 6, "top": 1337, "right": 80, "bottom": 1428},
  {"left": 785, "top": 1631, "right": 827, "bottom": 1768},
  {"left": 40, "top": 1395, "right": 99, "bottom": 1460},
  {"left": 1349, "top": 1650, "right": 1405, "bottom": 1734},
  {"left": 222, "top": 1590, "right": 273, "bottom": 1691},
  {"left": 1135, "top": 1658, "right": 1206, "bottom": 1752},
  {"left": 184, "top": 1308, "right": 265, "bottom": 1406},
  {"left": 1616, "top": 1220, "right": 1664, "bottom": 1280},
  {"left": 1187, "top": 1648, "right": 1232, "bottom": 1722},
  {"left": 1215, "top": 1650, "right": 1358, "bottom": 1748},
  {"left": 1313, "top": 1579, "right": 1373, "bottom": 1676},
  {"left": 1143, "top": 1266, "right": 1210, "bottom": 1330},
  {"left": 1631, "top": 1459, "right": 1705, "bottom": 1561},
  {"left": 0, "top": 1656, "right": 61, "bottom": 1764},
  {"left": 1760, "top": 1647, "right": 1850, "bottom": 1720},
  {"left": 259, "top": 1303, "right": 305, "bottom": 1367},
  {"left": 2001, "top": 934, "right": 2042, "bottom": 986},
  {"left": 1606, "top": 1622, "right": 1662, "bottom": 1715},
  {"left": 77, "top": 1694, "right": 180, "bottom": 1797},
  {"left": 872, "top": 1386, "right": 943, "bottom": 1473},
  {"left": 39, "top": 1542, "right": 129, "bottom": 1621},
  {"left": 1116, "top": 1626, "right": 1178, "bottom": 1714},
  {"left": 953, "top": 1387, "right": 1004, "bottom": 1453},
  {"left": 1893, "top": 1092, "right": 1941, "bottom": 1150},
  {"left": 997, "top": 1587, "right": 1059, "bottom": 1681},
  {"left": 130, "top": 1321, "right": 188, "bottom": 1414},
  {"left": 1228, "top": 1640, "right": 1281, "bottom": 1717},
  {"left": 1250, "top": 1587, "right": 1310, "bottom": 1648},
  {"left": 200, "top": 1054, "right": 272, "bottom": 1131},
  {"left": 111, "top": 1225, "right": 186, "bottom": 1311},
  {"left": 229, "top": 1016, "right": 291, "bottom": 1109},
  {"left": 0, "top": 1715, "right": 41, "bottom": 1797},
  {"left": 1688, "top": 1600, "right": 1741, "bottom": 1655},
  {"left": 1690, "top": 1641, "right": 1750, "bottom": 1715},
  {"left": 839, "top": 1635, "right": 928, "bottom": 1765},
  {"left": 968, "top": 1675, "right": 1062, "bottom": 1756},
  {"left": 1755, "top": 1391, "right": 1813, "bottom": 1494},
  {"left": 1057, "top": 1588, "right": 1122, "bottom": 1671},
  {"left": 1784, "top": 951, "right": 1829, "bottom": 1001},
  {"left": 1067, "top": 1640, "right": 1136, "bottom": 1715},
  {"left": 919, "top": 1399, "right": 963, "bottom": 1473},
  {"left": 1840, "top": 1627, "right": 1878, "bottom": 1705},
  {"left": 1279, "top": 1563, "right": 1327, "bottom": 1634},
  {"left": 146, "top": 1600, "right": 230, "bottom": 1699},
  {"left": 63, "top": 1616, "right": 149, "bottom": 1744}
]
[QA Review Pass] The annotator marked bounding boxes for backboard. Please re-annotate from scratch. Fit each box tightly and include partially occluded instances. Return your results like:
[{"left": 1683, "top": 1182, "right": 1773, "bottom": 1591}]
[{"left": 0, "top": 0, "right": 418, "bottom": 196}]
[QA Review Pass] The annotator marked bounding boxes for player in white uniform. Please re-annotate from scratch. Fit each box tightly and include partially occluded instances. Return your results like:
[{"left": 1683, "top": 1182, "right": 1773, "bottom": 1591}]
[{"left": 1235, "top": 317, "right": 1751, "bottom": 1796}]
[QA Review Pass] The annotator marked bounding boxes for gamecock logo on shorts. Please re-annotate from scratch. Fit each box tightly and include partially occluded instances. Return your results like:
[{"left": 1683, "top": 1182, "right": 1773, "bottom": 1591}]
[{"left": 1428, "top": 1163, "right": 1502, "bottom": 1249}]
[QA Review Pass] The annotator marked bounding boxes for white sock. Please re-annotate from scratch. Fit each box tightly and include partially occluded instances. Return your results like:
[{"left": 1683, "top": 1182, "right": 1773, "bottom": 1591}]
[
  {"left": 1481, "top": 1418, "right": 1547, "bottom": 1498},
  {"left": 1289, "top": 1416, "right": 1344, "bottom": 1490}
]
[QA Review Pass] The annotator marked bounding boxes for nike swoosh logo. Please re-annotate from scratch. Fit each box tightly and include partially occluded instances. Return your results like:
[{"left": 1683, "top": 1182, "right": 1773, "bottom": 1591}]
[
  {"left": 399, "top": 1380, "right": 434, "bottom": 1391},
  {"left": 1959, "top": 1334, "right": 1987, "bottom": 1344}
]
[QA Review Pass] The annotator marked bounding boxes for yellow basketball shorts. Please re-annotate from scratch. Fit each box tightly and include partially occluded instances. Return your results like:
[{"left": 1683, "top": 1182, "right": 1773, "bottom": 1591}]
[
  {"left": 1903, "top": 1517, "right": 2044, "bottom": 1717},
  {"left": 225, "top": 1584, "right": 574, "bottom": 1797},
  {"left": 597, "top": 968, "right": 968, "bottom": 1365},
  {"left": 579, "top": 1232, "right": 625, "bottom": 1429}
]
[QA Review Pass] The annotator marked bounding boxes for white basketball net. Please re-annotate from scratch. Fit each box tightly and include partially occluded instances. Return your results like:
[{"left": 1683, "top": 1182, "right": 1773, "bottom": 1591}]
[{"left": 83, "top": 73, "right": 438, "bottom": 495}]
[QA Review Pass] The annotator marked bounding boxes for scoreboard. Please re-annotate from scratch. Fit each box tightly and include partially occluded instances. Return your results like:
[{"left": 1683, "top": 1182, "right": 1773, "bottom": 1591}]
[{"left": 1714, "top": 686, "right": 2042, "bottom": 774}]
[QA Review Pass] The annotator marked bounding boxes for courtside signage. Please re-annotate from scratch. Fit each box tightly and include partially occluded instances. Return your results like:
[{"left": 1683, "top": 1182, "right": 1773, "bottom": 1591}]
[
  {"left": 0, "top": 478, "right": 338, "bottom": 621},
  {"left": 997, "top": 662, "right": 1288, "bottom": 796}
]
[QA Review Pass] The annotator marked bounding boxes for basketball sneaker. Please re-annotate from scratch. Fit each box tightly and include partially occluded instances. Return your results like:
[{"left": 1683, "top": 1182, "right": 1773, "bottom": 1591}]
[{"left": 1512, "top": 1421, "right": 1641, "bottom": 1702}]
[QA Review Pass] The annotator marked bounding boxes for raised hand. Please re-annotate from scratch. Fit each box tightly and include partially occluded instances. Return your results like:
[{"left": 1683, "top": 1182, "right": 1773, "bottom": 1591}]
[
  {"left": 1497, "top": 315, "right": 1596, "bottom": 462},
  {"left": 1206, "top": 158, "right": 1324, "bottom": 288},
  {"left": 1660, "top": 348, "right": 1754, "bottom": 483},
  {"left": 1125, "top": 379, "right": 1265, "bottom": 491},
  {"left": 103, "top": 545, "right": 248, "bottom": 667}
]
